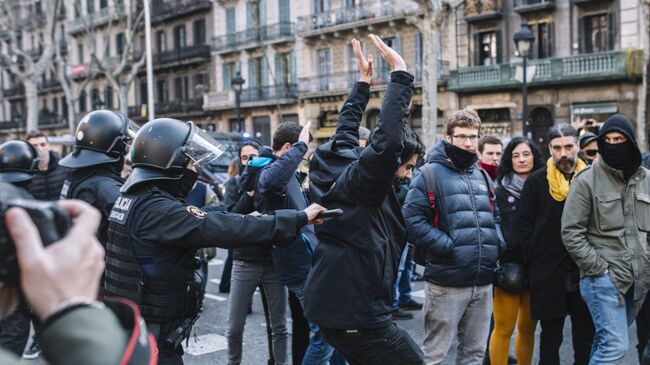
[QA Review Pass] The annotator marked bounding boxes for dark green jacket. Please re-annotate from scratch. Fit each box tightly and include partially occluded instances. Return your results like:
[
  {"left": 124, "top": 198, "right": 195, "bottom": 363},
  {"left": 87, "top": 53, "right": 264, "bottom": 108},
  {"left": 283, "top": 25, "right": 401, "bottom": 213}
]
[{"left": 562, "top": 160, "right": 650, "bottom": 300}]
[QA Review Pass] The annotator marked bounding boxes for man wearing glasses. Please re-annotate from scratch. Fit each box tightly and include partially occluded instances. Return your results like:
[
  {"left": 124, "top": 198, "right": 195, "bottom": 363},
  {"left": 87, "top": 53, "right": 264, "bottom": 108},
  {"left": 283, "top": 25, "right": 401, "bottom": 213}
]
[
  {"left": 579, "top": 132, "right": 599, "bottom": 165},
  {"left": 403, "top": 109, "right": 504, "bottom": 364}
]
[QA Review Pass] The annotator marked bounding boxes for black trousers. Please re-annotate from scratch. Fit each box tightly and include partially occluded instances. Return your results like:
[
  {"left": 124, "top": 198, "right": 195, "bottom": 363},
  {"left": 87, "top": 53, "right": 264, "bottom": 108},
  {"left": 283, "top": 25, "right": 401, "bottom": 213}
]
[
  {"left": 0, "top": 307, "right": 30, "bottom": 356},
  {"left": 289, "top": 291, "right": 309, "bottom": 365},
  {"left": 539, "top": 291, "right": 594, "bottom": 365},
  {"left": 219, "top": 249, "right": 233, "bottom": 293},
  {"left": 637, "top": 294, "right": 650, "bottom": 358},
  {"left": 321, "top": 323, "right": 424, "bottom": 365}
]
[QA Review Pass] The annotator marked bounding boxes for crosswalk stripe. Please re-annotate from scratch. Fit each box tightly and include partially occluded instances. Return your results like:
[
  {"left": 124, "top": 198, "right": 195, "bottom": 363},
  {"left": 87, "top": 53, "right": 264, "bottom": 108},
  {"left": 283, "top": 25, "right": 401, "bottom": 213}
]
[{"left": 205, "top": 293, "right": 227, "bottom": 302}]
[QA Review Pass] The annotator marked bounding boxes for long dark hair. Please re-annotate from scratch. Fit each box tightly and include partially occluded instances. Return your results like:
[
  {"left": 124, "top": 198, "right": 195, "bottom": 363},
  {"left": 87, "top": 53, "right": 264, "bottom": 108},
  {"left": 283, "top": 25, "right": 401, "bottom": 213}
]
[{"left": 496, "top": 137, "right": 544, "bottom": 184}]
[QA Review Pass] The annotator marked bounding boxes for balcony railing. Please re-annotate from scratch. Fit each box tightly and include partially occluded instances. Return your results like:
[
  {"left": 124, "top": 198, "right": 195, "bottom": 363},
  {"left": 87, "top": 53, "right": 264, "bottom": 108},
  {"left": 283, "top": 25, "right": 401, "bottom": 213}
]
[
  {"left": 241, "top": 84, "right": 297, "bottom": 103},
  {"left": 66, "top": 4, "right": 125, "bottom": 33},
  {"left": 38, "top": 113, "right": 66, "bottom": 128},
  {"left": 214, "top": 22, "right": 294, "bottom": 51},
  {"left": 464, "top": 0, "right": 502, "bottom": 22},
  {"left": 0, "top": 120, "right": 24, "bottom": 132},
  {"left": 38, "top": 79, "right": 62, "bottom": 92},
  {"left": 151, "top": 0, "right": 211, "bottom": 23},
  {"left": 156, "top": 97, "right": 204, "bottom": 115},
  {"left": 156, "top": 45, "right": 211, "bottom": 66},
  {"left": 3, "top": 85, "right": 25, "bottom": 98},
  {"left": 448, "top": 50, "right": 641, "bottom": 92},
  {"left": 296, "top": 4, "right": 395, "bottom": 34},
  {"left": 513, "top": 0, "right": 555, "bottom": 12},
  {"left": 299, "top": 61, "right": 450, "bottom": 95}
]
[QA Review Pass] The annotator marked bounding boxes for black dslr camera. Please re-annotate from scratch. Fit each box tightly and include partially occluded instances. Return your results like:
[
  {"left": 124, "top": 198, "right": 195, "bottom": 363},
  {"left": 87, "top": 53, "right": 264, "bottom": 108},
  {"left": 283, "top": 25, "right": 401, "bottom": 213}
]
[{"left": 0, "top": 198, "right": 71, "bottom": 285}]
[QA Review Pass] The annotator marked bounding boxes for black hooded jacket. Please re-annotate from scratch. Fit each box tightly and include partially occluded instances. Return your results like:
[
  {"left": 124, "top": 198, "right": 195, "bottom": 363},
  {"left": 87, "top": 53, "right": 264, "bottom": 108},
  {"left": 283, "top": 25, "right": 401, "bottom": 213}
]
[
  {"left": 303, "top": 72, "right": 414, "bottom": 330},
  {"left": 28, "top": 151, "right": 69, "bottom": 201}
]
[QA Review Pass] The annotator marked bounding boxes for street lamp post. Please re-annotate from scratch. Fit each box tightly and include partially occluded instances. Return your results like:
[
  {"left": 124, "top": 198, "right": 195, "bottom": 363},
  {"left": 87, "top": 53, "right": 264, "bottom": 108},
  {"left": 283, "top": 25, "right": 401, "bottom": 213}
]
[
  {"left": 231, "top": 71, "right": 245, "bottom": 133},
  {"left": 514, "top": 22, "right": 535, "bottom": 138}
]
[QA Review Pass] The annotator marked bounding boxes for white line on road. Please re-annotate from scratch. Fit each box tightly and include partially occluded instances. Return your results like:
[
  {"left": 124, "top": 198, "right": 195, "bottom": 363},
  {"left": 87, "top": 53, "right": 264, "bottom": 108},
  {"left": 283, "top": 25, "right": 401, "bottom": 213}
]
[
  {"left": 185, "top": 333, "right": 227, "bottom": 356},
  {"left": 208, "top": 259, "right": 225, "bottom": 266},
  {"left": 205, "top": 293, "right": 227, "bottom": 302},
  {"left": 209, "top": 278, "right": 221, "bottom": 284}
]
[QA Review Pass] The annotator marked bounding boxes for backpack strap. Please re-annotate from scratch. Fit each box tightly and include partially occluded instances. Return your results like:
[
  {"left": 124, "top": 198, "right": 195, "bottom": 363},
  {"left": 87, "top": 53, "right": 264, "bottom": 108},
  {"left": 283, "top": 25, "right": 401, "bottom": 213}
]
[{"left": 420, "top": 163, "right": 439, "bottom": 228}]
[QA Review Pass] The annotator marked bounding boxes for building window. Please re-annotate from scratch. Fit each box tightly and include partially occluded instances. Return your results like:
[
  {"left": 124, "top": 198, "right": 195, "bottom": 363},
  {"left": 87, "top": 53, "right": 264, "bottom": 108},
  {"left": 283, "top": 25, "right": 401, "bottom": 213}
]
[
  {"left": 104, "top": 86, "right": 113, "bottom": 109},
  {"left": 91, "top": 88, "right": 101, "bottom": 108},
  {"left": 74, "top": 0, "right": 81, "bottom": 17},
  {"left": 375, "top": 37, "right": 400, "bottom": 81},
  {"left": 157, "top": 79, "right": 168, "bottom": 103},
  {"left": 79, "top": 91, "right": 87, "bottom": 112},
  {"left": 193, "top": 73, "right": 209, "bottom": 95},
  {"left": 222, "top": 62, "right": 236, "bottom": 91},
  {"left": 317, "top": 48, "right": 331, "bottom": 91},
  {"left": 99, "top": 0, "right": 108, "bottom": 9},
  {"left": 139, "top": 80, "right": 147, "bottom": 104},
  {"left": 275, "top": 52, "right": 294, "bottom": 87},
  {"left": 193, "top": 19, "right": 206, "bottom": 45},
  {"left": 115, "top": 33, "right": 125, "bottom": 55},
  {"left": 312, "top": 0, "right": 330, "bottom": 13},
  {"left": 86, "top": 0, "right": 94, "bottom": 14},
  {"left": 173, "top": 25, "right": 186, "bottom": 50},
  {"left": 62, "top": 96, "right": 68, "bottom": 119},
  {"left": 226, "top": 8, "right": 236, "bottom": 46},
  {"left": 279, "top": 0, "right": 291, "bottom": 23},
  {"left": 580, "top": 13, "right": 614, "bottom": 53},
  {"left": 530, "top": 23, "right": 553, "bottom": 59},
  {"left": 77, "top": 43, "right": 84, "bottom": 63},
  {"left": 174, "top": 76, "right": 189, "bottom": 101},
  {"left": 474, "top": 30, "right": 501, "bottom": 66},
  {"left": 156, "top": 31, "right": 166, "bottom": 53}
]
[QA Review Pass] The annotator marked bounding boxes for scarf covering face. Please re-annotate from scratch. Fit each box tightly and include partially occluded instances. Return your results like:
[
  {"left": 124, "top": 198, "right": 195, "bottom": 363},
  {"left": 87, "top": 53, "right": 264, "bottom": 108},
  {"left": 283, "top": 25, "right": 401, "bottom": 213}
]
[
  {"left": 444, "top": 141, "right": 479, "bottom": 170},
  {"left": 546, "top": 157, "right": 586, "bottom": 202},
  {"left": 501, "top": 173, "right": 526, "bottom": 199}
]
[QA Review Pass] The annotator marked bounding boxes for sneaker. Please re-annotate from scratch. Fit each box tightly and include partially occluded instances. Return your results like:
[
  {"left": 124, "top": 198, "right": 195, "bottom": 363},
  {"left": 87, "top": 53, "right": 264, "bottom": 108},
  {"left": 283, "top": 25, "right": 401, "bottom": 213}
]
[
  {"left": 392, "top": 308, "right": 414, "bottom": 320},
  {"left": 398, "top": 299, "right": 423, "bottom": 311},
  {"left": 23, "top": 341, "right": 41, "bottom": 359},
  {"left": 507, "top": 355, "right": 518, "bottom": 364}
]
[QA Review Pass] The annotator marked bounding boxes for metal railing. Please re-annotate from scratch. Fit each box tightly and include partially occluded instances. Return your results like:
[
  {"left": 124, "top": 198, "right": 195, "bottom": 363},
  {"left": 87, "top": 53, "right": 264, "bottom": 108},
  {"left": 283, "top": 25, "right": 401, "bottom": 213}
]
[
  {"left": 214, "top": 22, "right": 294, "bottom": 50},
  {"left": 296, "top": 4, "right": 394, "bottom": 33},
  {"left": 448, "top": 50, "right": 634, "bottom": 91},
  {"left": 3, "top": 85, "right": 25, "bottom": 97},
  {"left": 0, "top": 120, "right": 24, "bottom": 132},
  {"left": 38, "top": 79, "right": 62, "bottom": 92},
  {"left": 240, "top": 84, "right": 297, "bottom": 103},
  {"left": 151, "top": 0, "right": 211, "bottom": 20},
  {"left": 156, "top": 45, "right": 211, "bottom": 65},
  {"left": 513, "top": 0, "right": 555, "bottom": 7},
  {"left": 38, "top": 113, "right": 66, "bottom": 127},
  {"left": 66, "top": 4, "right": 125, "bottom": 33},
  {"left": 156, "top": 97, "right": 204, "bottom": 115}
]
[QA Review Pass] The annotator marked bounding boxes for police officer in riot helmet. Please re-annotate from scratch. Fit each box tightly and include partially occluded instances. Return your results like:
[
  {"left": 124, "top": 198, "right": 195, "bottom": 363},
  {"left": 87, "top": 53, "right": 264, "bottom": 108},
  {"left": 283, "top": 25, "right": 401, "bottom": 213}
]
[
  {"left": 104, "top": 118, "right": 326, "bottom": 365},
  {"left": 0, "top": 140, "right": 37, "bottom": 357},
  {"left": 0, "top": 140, "right": 38, "bottom": 197},
  {"left": 59, "top": 110, "right": 137, "bottom": 250}
]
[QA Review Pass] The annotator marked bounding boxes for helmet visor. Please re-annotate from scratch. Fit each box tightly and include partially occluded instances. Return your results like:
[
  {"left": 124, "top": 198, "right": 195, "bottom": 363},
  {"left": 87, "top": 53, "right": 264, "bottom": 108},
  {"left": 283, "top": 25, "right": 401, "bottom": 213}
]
[
  {"left": 184, "top": 124, "right": 225, "bottom": 168},
  {"left": 125, "top": 119, "right": 140, "bottom": 143}
]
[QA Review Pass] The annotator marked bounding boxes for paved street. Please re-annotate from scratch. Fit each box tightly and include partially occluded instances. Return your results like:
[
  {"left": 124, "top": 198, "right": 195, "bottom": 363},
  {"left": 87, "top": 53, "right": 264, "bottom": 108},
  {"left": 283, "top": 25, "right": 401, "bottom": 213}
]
[{"left": 26, "top": 248, "right": 642, "bottom": 364}]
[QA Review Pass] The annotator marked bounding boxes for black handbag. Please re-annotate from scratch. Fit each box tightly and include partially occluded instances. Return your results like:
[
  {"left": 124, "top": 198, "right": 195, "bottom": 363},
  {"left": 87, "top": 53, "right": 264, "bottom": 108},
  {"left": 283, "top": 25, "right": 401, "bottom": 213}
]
[{"left": 495, "top": 262, "right": 527, "bottom": 294}]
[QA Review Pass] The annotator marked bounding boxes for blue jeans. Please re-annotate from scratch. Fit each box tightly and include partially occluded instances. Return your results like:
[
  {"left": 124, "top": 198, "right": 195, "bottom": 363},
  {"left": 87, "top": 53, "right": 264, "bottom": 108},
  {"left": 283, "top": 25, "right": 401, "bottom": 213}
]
[
  {"left": 580, "top": 272, "right": 638, "bottom": 364},
  {"left": 287, "top": 283, "right": 338, "bottom": 365},
  {"left": 392, "top": 245, "right": 414, "bottom": 310}
]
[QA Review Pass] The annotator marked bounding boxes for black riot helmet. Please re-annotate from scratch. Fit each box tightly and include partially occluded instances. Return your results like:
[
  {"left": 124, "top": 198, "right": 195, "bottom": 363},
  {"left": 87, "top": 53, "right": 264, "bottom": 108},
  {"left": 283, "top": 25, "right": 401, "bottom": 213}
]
[
  {"left": 0, "top": 140, "right": 38, "bottom": 183},
  {"left": 59, "top": 110, "right": 138, "bottom": 169},
  {"left": 121, "top": 118, "right": 224, "bottom": 193}
]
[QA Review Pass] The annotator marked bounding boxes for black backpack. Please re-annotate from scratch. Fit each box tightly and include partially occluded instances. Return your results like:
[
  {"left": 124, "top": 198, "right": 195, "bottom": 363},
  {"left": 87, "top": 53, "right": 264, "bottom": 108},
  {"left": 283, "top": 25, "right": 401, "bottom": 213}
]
[{"left": 413, "top": 163, "right": 495, "bottom": 266}]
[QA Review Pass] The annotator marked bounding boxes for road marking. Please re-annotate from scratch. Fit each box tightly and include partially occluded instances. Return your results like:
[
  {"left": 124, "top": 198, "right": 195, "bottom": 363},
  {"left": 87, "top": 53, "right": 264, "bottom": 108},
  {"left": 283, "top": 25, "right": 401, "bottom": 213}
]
[
  {"left": 205, "top": 293, "right": 227, "bottom": 302},
  {"left": 184, "top": 333, "right": 227, "bottom": 356},
  {"left": 412, "top": 289, "right": 425, "bottom": 299},
  {"left": 209, "top": 278, "right": 221, "bottom": 284}
]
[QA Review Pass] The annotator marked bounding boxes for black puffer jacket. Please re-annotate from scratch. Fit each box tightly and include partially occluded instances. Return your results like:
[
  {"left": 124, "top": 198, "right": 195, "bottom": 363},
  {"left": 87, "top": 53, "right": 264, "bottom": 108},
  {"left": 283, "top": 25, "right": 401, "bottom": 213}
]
[
  {"left": 29, "top": 151, "right": 68, "bottom": 201},
  {"left": 303, "top": 72, "right": 414, "bottom": 330},
  {"left": 402, "top": 141, "right": 504, "bottom": 287}
]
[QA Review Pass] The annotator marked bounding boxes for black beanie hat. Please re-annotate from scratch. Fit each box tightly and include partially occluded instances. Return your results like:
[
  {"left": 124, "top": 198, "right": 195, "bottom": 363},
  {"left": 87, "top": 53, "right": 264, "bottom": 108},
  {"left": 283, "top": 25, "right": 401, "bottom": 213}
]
[
  {"left": 579, "top": 132, "right": 598, "bottom": 149},
  {"left": 597, "top": 114, "right": 641, "bottom": 172}
]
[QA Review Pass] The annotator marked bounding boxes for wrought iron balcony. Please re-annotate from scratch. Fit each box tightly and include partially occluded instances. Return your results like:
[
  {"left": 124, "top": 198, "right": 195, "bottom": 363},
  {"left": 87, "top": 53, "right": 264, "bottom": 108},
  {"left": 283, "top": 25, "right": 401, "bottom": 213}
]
[
  {"left": 213, "top": 22, "right": 295, "bottom": 53},
  {"left": 0, "top": 120, "right": 24, "bottom": 132},
  {"left": 38, "top": 112, "right": 66, "bottom": 128},
  {"left": 3, "top": 85, "right": 25, "bottom": 98},
  {"left": 66, "top": 4, "right": 126, "bottom": 34},
  {"left": 241, "top": 84, "right": 297, "bottom": 103},
  {"left": 296, "top": 3, "right": 396, "bottom": 37},
  {"left": 513, "top": 0, "right": 555, "bottom": 13},
  {"left": 203, "top": 84, "right": 297, "bottom": 111},
  {"left": 156, "top": 45, "right": 211, "bottom": 67},
  {"left": 156, "top": 97, "right": 204, "bottom": 116},
  {"left": 448, "top": 49, "right": 642, "bottom": 92},
  {"left": 151, "top": 0, "right": 211, "bottom": 24},
  {"left": 38, "top": 79, "right": 62, "bottom": 93},
  {"left": 464, "top": 0, "right": 502, "bottom": 22}
]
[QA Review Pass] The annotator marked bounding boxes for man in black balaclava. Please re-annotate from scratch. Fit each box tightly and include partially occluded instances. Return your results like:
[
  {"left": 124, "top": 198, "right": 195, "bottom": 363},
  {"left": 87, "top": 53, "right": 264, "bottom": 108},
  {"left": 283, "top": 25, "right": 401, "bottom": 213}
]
[{"left": 562, "top": 113, "right": 650, "bottom": 364}]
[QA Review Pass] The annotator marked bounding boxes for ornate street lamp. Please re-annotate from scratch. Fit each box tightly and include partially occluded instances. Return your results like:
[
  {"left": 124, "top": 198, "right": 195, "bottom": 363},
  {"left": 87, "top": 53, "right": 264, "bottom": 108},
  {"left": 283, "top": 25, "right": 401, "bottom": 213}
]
[
  {"left": 231, "top": 71, "right": 245, "bottom": 133},
  {"left": 514, "top": 22, "right": 535, "bottom": 138}
]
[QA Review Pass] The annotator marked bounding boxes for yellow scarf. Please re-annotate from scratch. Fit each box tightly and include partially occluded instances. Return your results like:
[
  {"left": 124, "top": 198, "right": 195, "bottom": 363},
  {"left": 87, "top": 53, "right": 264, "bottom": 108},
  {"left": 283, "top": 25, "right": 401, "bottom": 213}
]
[{"left": 547, "top": 157, "right": 587, "bottom": 202}]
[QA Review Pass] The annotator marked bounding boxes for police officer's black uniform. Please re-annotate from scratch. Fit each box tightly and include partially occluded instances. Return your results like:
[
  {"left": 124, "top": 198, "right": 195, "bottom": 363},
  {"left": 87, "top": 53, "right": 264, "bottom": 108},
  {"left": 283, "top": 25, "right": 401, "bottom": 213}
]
[
  {"left": 59, "top": 110, "right": 135, "bottom": 248},
  {"left": 0, "top": 140, "right": 38, "bottom": 356},
  {"left": 104, "top": 118, "right": 309, "bottom": 365}
]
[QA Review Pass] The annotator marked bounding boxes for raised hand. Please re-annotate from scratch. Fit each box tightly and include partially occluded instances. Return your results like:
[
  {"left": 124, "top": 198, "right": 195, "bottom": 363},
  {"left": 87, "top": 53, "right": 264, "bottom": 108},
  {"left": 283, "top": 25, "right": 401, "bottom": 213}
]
[
  {"left": 299, "top": 120, "right": 312, "bottom": 146},
  {"left": 369, "top": 34, "right": 407, "bottom": 72},
  {"left": 352, "top": 38, "right": 373, "bottom": 83}
]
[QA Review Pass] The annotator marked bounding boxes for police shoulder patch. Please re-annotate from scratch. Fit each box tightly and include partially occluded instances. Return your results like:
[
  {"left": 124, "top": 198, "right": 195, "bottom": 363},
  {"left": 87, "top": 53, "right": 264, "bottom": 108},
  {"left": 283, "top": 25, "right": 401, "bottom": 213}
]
[
  {"left": 186, "top": 205, "right": 207, "bottom": 219},
  {"left": 109, "top": 195, "right": 137, "bottom": 225}
]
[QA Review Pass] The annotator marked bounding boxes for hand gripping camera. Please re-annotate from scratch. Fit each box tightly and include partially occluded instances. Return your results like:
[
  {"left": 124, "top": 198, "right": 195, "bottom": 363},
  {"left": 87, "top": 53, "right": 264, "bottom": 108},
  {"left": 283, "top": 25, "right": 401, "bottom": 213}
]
[{"left": 0, "top": 184, "right": 70, "bottom": 285}]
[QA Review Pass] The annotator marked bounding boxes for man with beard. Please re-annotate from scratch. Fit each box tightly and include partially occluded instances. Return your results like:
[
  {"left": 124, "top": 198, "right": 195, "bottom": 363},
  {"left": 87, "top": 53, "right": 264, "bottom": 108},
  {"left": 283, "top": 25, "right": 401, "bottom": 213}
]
[
  {"left": 517, "top": 124, "right": 594, "bottom": 365},
  {"left": 562, "top": 114, "right": 650, "bottom": 363},
  {"left": 403, "top": 109, "right": 503, "bottom": 364}
]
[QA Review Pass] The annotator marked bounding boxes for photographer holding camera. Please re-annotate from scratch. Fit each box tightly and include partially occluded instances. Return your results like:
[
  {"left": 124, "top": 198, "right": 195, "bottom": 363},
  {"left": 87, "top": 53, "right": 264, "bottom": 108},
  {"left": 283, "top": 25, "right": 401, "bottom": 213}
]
[{"left": 0, "top": 185, "right": 155, "bottom": 364}]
